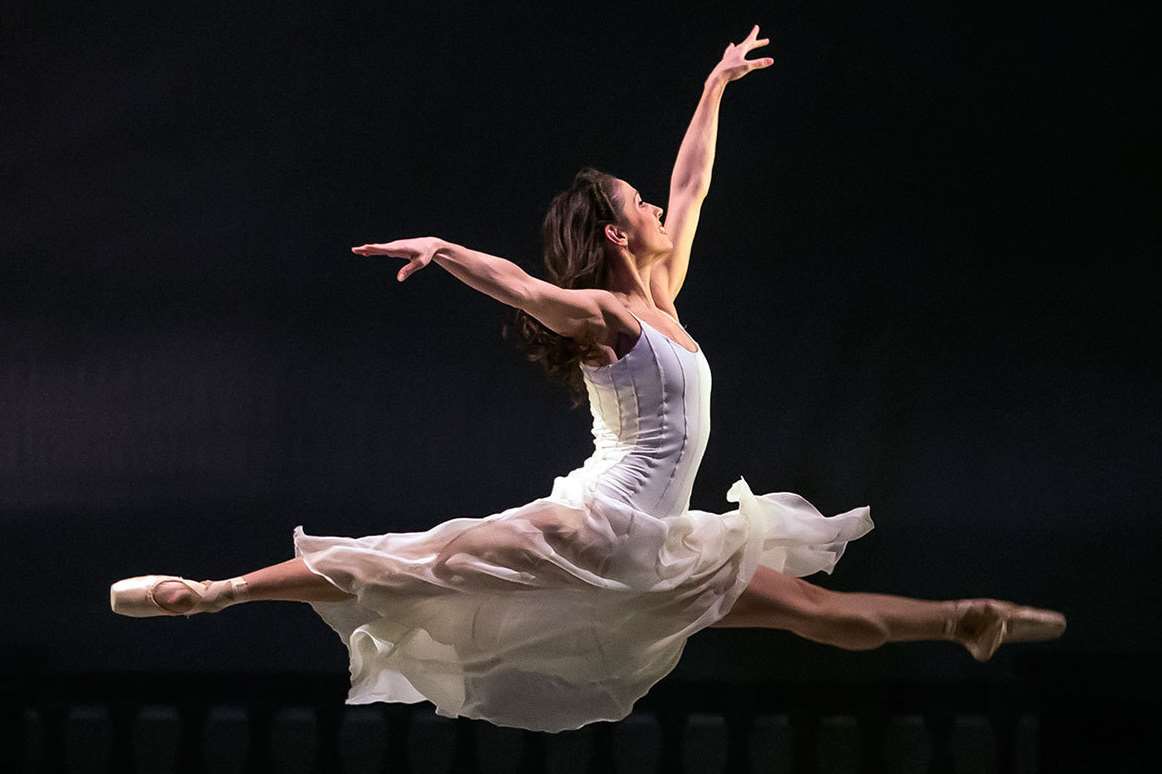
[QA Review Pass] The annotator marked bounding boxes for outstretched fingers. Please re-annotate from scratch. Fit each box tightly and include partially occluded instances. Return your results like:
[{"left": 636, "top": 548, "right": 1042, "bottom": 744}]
[
  {"left": 743, "top": 24, "right": 771, "bottom": 47},
  {"left": 734, "top": 25, "right": 774, "bottom": 72},
  {"left": 351, "top": 242, "right": 397, "bottom": 255}
]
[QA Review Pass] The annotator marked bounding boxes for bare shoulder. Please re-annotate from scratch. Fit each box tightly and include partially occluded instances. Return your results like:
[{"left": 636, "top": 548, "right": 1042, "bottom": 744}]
[
  {"left": 590, "top": 289, "right": 639, "bottom": 338},
  {"left": 571, "top": 290, "right": 644, "bottom": 367},
  {"left": 549, "top": 287, "right": 638, "bottom": 343}
]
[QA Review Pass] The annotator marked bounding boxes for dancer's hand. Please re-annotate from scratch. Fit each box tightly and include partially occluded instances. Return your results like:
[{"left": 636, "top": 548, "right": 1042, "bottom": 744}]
[
  {"left": 709, "top": 24, "right": 774, "bottom": 85},
  {"left": 352, "top": 237, "right": 442, "bottom": 282}
]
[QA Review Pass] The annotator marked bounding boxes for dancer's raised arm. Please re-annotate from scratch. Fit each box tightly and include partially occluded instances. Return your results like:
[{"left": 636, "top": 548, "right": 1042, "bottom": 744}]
[
  {"left": 659, "top": 24, "right": 774, "bottom": 301},
  {"left": 351, "top": 237, "right": 614, "bottom": 339}
]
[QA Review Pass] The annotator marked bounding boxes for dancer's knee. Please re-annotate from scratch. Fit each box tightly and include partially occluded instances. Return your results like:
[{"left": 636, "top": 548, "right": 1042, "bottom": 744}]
[{"left": 712, "top": 569, "right": 825, "bottom": 630}]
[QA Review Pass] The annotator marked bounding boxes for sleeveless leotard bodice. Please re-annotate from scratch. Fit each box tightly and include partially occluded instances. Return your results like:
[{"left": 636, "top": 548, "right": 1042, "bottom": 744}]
[{"left": 572, "top": 311, "right": 711, "bottom": 519}]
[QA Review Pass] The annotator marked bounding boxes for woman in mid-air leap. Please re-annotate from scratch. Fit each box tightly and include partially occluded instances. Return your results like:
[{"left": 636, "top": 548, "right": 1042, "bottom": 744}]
[{"left": 111, "top": 25, "right": 1066, "bottom": 733}]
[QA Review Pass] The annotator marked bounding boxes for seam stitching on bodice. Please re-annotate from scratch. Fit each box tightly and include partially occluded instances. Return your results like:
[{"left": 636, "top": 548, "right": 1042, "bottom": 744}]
[
  {"left": 609, "top": 363, "right": 625, "bottom": 447},
  {"left": 649, "top": 335, "right": 689, "bottom": 517},
  {"left": 639, "top": 327, "right": 669, "bottom": 515},
  {"left": 589, "top": 372, "right": 609, "bottom": 445},
  {"left": 626, "top": 349, "right": 642, "bottom": 490}
]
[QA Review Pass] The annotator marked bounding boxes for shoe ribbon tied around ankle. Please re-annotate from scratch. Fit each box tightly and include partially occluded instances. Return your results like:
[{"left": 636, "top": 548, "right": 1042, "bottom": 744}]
[{"left": 197, "top": 577, "right": 250, "bottom": 614}]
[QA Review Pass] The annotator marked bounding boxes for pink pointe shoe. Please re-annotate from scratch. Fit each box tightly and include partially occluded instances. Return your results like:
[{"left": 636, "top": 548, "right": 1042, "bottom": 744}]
[
  {"left": 945, "top": 598, "right": 1067, "bottom": 662},
  {"left": 110, "top": 575, "right": 249, "bottom": 618}
]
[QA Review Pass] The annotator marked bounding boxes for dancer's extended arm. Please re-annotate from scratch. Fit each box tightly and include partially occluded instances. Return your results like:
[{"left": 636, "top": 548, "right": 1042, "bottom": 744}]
[
  {"left": 351, "top": 237, "right": 611, "bottom": 339},
  {"left": 659, "top": 25, "right": 774, "bottom": 301}
]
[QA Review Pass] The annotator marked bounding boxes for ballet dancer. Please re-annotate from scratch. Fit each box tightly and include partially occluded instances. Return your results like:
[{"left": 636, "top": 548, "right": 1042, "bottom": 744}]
[{"left": 111, "top": 25, "right": 1064, "bottom": 731}]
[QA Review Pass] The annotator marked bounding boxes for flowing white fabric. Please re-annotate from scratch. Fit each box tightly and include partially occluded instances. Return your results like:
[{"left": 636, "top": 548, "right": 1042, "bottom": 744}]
[{"left": 293, "top": 312, "right": 873, "bottom": 732}]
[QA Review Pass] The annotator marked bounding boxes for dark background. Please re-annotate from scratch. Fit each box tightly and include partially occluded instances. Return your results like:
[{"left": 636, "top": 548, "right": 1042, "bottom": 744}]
[{"left": 2, "top": 0, "right": 1156, "bottom": 688}]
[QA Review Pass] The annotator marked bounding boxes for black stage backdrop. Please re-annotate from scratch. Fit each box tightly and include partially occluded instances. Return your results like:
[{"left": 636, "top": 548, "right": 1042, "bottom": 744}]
[{"left": 2, "top": 0, "right": 1155, "bottom": 684}]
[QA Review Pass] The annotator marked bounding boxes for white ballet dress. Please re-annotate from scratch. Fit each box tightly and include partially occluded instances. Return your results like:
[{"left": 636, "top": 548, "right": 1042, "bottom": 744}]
[{"left": 292, "top": 310, "right": 874, "bottom": 733}]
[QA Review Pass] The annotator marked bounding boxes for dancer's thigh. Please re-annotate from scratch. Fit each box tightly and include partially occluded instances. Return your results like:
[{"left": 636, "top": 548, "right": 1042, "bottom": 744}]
[{"left": 709, "top": 565, "right": 829, "bottom": 630}]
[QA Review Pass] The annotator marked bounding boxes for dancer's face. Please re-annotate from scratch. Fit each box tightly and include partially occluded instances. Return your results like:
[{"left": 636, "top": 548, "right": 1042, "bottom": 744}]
[{"left": 604, "top": 178, "right": 672, "bottom": 259}]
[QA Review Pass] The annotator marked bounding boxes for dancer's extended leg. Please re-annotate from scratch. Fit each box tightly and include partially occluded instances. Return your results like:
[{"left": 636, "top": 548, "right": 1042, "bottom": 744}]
[
  {"left": 709, "top": 565, "right": 945, "bottom": 649},
  {"left": 152, "top": 557, "right": 354, "bottom": 613},
  {"left": 709, "top": 565, "right": 1066, "bottom": 661}
]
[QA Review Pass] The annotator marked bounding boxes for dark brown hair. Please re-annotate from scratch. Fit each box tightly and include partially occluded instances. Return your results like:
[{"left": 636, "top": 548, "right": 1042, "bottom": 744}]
[{"left": 501, "top": 166, "right": 625, "bottom": 409}]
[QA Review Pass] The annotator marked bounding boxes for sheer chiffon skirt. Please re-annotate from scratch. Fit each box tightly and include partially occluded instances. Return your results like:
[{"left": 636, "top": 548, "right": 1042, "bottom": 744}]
[{"left": 292, "top": 474, "right": 873, "bottom": 733}]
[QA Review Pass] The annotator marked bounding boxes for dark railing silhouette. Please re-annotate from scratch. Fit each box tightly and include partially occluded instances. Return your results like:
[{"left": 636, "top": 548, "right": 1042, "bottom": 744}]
[{"left": 1, "top": 652, "right": 1154, "bottom": 774}]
